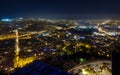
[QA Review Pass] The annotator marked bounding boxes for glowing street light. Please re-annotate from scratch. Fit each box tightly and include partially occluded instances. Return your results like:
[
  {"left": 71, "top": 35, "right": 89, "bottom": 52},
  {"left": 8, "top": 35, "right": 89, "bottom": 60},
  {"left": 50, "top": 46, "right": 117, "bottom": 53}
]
[{"left": 82, "top": 69, "right": 89, "bottom": 75}]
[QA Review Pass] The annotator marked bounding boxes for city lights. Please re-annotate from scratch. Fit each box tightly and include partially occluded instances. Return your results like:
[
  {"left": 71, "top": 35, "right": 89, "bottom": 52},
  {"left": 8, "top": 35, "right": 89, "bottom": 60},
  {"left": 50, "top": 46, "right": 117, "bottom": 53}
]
[{"left": 0, "top": 18, "right": 117, "bottom": 75}]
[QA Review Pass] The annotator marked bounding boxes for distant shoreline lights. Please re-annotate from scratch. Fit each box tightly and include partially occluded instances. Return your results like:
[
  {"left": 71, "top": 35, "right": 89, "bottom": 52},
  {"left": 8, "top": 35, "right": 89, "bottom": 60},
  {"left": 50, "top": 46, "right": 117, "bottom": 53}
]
[{"left": 1, "top": 18, "right": 12, "bottom": 22}]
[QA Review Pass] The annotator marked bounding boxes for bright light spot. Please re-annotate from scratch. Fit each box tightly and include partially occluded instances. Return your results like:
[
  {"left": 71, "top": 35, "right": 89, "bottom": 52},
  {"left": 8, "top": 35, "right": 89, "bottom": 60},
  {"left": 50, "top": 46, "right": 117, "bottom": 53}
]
[
  {"left": 1, "top": 19, "right": 11, "bottom": 22},
  {"left": 4, "top": 68, "right": 8, "bottom": 70},
  {"left": 82, "top": 69, "right": 89, "bottom": 75},
  {"left": 107, "top": 54, "right": 110, "bottom": 57},
  {"left": 28, "top": 49, "right": 32, "bottom": 52},
  {"left": 80, "top": 58, "right": 84, "bottom": 62},
  {"left": 4, "top": 52, "right": 8, "bottom": 54},
  {"left": 19, "top": 18, "right": 23, "bottom": 20},
  {"left": 118, "top": 26, "right": 120, "bottom": 28},
  {"left": 10, "top": 68, "right": 14, "bottom": 71},
  {"left": 107, "top": 32, "right": 116, "bottom": 36},
  {"left": 85, "top": 45, "right": 91, "bottom": 49}
]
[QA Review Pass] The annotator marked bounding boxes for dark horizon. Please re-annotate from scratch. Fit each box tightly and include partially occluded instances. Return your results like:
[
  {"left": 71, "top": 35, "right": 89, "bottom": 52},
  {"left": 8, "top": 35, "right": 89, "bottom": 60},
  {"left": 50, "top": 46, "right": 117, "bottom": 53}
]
[{"left": 1, "top": 0, "right": 120, "bottom": 19}]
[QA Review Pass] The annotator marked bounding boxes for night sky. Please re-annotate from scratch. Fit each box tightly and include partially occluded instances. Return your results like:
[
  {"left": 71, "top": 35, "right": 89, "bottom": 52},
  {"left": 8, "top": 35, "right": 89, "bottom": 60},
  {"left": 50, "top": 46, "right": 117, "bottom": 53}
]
[{"left": 1, "top": 0, "right": 120, "bottom": 19}]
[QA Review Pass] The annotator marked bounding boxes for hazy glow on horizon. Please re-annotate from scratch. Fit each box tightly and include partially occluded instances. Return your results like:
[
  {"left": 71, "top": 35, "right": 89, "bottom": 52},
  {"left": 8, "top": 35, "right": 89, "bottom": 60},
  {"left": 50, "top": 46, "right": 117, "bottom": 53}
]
[{"left": 1, "top": 19, "right": 11, "bottom": 22}]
